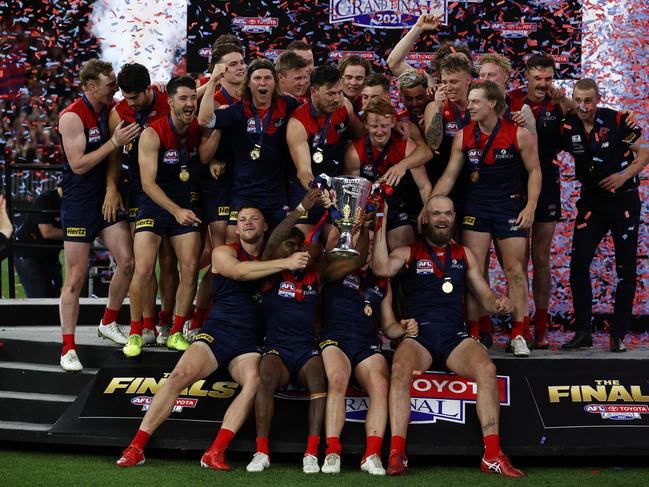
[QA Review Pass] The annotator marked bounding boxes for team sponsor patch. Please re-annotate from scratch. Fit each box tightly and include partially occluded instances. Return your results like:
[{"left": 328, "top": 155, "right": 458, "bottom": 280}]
[
  {"left": 163, "top": 149, "right": 179, "bottom": 165},
  {"left": 66, "top": 227, "right": 87, "bottom": 237},
  {"left": 195, "top": 332, "right": 214, "bottom": 343},
  {"left": 247, "top": 118, "right": 257, "bottom": 133},
  {"left": 416, "top": 259, "right": 434, "bottom": 275},
  {"left": 494, "top": 148, "right": 513, "bottom": 159},
  {"left": 343, "top": 273, "right": 360, "bottom": 290},
  {"left": 278, "top": 281, "right": 296, "bottom": 298},
  {"left": 136, "top": 218, "right": 155, "bottom": 229},
  {"left": 191, "top": 191, "right": 199, "bottom": 202},
  {"left": 319, "top": 339, "right": 339, "bottom": 350},
  {"left": 128, "top": 207, "right": 139, "bottom": 219},
  {"left": 229, "top": 210, "right": 239, "bottom": 221},
  {"left": 463, "top": 216, "right": 476, "bottom": 226},
  {"left": 218, "top": 206, "right": 230, "bottom": 217},
  {"left": 467, "top": 148, "right": 482, "bottom": 166}
]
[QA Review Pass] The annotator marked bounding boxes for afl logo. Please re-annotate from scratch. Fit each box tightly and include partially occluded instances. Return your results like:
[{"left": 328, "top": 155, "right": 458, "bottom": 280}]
[
  {"left": 416, "top": 260, "right": 434, "bottom": 275},
  {"left": 278, "top": 281, "right": 296, "bottom": 298},
  {"left": 88, "top": 126, "right": 101, "bottom": 143},
  {"left": 198, "top": 47, "right": 211, "bottom": 58},
  {"left": 163, "top": 149, "right": 179, "bottom": 165},
  {"left": 468, "top": 148, "right": 482, "bottom": 165}
]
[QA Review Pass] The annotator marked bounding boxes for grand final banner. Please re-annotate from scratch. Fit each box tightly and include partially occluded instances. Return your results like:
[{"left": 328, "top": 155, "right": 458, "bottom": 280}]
[{"left": 186, "top": 0, "right": 582, "bottom": 80}]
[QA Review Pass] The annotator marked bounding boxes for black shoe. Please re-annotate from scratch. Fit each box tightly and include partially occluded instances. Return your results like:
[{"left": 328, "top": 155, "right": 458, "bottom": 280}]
[
  {"left": 610, "top": 337, "right": 627, "bottom": 353},
  {"left": 479, "top": 332, "right": 493, "bottom": 349},
  {"left": 561, "top": 331, "right": 593, "bottom": 350}
]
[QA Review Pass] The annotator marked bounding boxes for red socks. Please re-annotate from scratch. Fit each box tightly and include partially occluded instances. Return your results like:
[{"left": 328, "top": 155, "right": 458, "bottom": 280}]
[
  {"left": 534, "top": 308, "right": 548, "bottom": 334},
  {"left": 158, "top": 310, "right": 172, "bottom": 328},
  {"left": 511, "top": 321, "right": 524, "bottom": 339},
  {"left": 102, "top": 307, "right": 120, "bottom": 326},
  {"left": 364, "top": 435, "right": 383, "bottom": 459},
  {"left": 479, "top": 315, "right": 492, "bottom": 334},
  {"left": 468, "top": 320, "right": 479, "bottom": 339},
  {"left": 62, "top": 334, "right": 76, "bottom": 355},
  {"left": 256, "top": 437, "right": 269, "bottom": 455},
  {"left": 483, "top": 433, "right": 501, "bottom": 458},
  {"left": 305, "top": 435, "right": 320, "bottom": 456},
  {"left": 170, "top": 315, "right": 188, "bottom": 335},
  {"left": 143, "top": 317, "right": 156, "bottom": 331},
  {"left": 129, "top": 320, "right": 143, "bottom": 337},
  {"left": 131, "top": 429, "right": 150, "bottom": 451},
  {"left": 326, "top": 436, "right": 341, "bottom": 455},
  {"left": 390, "top": 435, "right": 406, "bottom": 455},
  {"left": 209, "top": 428, "right": 234, "bottom": 452},
  {"left": 190, "top": 307, "right": 208, "bottom": 331}
]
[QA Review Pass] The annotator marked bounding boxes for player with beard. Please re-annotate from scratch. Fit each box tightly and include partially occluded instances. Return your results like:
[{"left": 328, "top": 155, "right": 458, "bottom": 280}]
[
  {"left": 109, "top": 62, "right": 177, "bottom": 347},
  {"left": 122, "top": 76, "right": 203, "bottom": 357},
  {"left": 338, "top": 55, "right": 372, "bottom": 115},
  {"left": 200, "top": 59, "right": 300, "bottom": 242},
  {"left": 560, "top": 78, "right": 648, "bottom": 352},
  {"left": 191, "top": 42, "right": 246, "bottom": 338},
  {"left": 372, "top": 195, "right": 522, "bottom": 477},
  {"left": 423, "top": 55, "right": 473, "bottom": 219},
  {"left": 116, "top": 206, "right": 311, "bottom": 470},
  {"left": 287, "top": 65, "right": 363, "bottom": 242},
  {"left": 246, "top": 188, "right": 367, "bottom": 474},
  {"left": 58, "top": 59, "right": 139, "bottom": 371},
  {"left": 276, "top": 51, "right": 310, "bottom": 103},
  {"left": 345, "top": 98, "right": 432, "bottom": 249},
  {"left": 433, "top": 81, "right": 541, "bottom": 357},
  {"left": 287, "top": 40, "right": 315, "bottom": 76}
]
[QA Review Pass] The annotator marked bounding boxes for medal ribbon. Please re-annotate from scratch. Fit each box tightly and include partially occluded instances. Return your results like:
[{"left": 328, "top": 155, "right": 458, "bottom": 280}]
[
  {"left": 309, "top": 97, "right": 332, "bottom": 153},
  {"left": 135, "top": 90, "right": 156, "bottom": 128},
  {"left": 249, "top": 101, "right": 274, "bottom": 149},
  {"left": 471, "top": 118, "right": 501, "bottom": 176},
  {"left": 219, "top": 86, "right": 234, "bottom": 105},
  {"left": 422, "top": 240, "right": 452, "bottom": 280},
  {"left": 81, "top": 94, "right": 109, "bottom": 142},
  {"left": 451, "top": 101, "right": 471, "bottom": 130},
  {"left": 364, "top": 136, "right": 393, "bottom": 179}
]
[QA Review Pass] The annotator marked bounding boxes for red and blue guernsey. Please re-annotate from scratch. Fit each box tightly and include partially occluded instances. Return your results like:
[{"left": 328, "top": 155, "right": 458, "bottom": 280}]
[
  {"left": 143, "top": 115, "right": 201, "bottom": 208},
  {"left": 290, "top": 98, "right": 350, "bottom": 178},
  {"left": 60, "top": 95, "right": 115, "bottom": 206},
  {"left": 211, "top": 95, "right": 298, "bottom": 208},
  {"left": 114, "top": 86, "right": 169, "bottom": 196},
  {"left": 262, "top": 268, "right": 321, "bottom": 347},
  {"left": 461, "top": 118, "right": 524, "bottom": 205},
  {"left": 353, "top": 134, "right": 407, "bottom": 196},
  {"left": 321, "top": 270, "right": 389, "bottom": 342},
  {"left": 205, "top": 242, "right": 264, "bottom": 338},
  {"left": 401, "top": 240, "right": 468, "bottom": 327}
]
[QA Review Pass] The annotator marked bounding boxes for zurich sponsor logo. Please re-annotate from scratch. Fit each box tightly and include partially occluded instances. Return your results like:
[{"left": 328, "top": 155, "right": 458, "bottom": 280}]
[
  {"left": 163, "top": 149, "right": 179, "bottom": 165},
  {"left": 278, "top": 281, "right": 296, "bottom": 298},
  {"left": 572, "top": 135, "right": 581, "bottom": 142},
  {"left": 416, "top": 259, "right": 434, "bottom": 274}
]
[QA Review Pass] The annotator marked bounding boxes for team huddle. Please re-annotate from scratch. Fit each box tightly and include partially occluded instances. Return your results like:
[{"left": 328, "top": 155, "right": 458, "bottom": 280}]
[{"left": 55, "top": 13, "right": 647, "bottom": 478}]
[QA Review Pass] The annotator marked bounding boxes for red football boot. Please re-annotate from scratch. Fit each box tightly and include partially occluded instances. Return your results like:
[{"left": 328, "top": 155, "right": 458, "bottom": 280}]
[
  {"left": 386, "top": 449, "right": 408, "bottom": 476},
  {"left": 201, "top": 449, "right": 231, "bottom": 471},
  {"left": 481, "top": 452, "right": 524, "bottom": 478},
  {"left": 116, "top": 445, "right": 145, "bottom": 467}
]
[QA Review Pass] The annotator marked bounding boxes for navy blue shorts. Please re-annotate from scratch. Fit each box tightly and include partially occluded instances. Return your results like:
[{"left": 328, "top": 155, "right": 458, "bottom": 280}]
[
  {"left": 134, "top": 203, "right": 200, "bottom": 237},
  {"left": 127, "top": 190, "right": 144, "bottom": 223},
  {"left": 535, "top": 173, "right": 561, "bottom": 223},
  {"left": 319, "top": 335, "right": 382, "bottom": 368},
  {"left": 195, "top": 322, "right": 261, "bottom": 368},
  {"left": 408, "top": 320, "right": 471, "bottom": 364},
  {"left": 202, "top": 178, "right": 231, "bottom": 224},
  {"left": 462, "top": 199, "right": 527, "bottom": 239},
  {"left": 262, "top": 341, "right": 320, "bottom": 380},
  {"left": 386, "top": 198, "right": 411, "bottom": 232},
  {"left": 228, "top": 199, "right": 288, "bottom": 231},
  {"left": 62, "top": 198, "right": 124, "bottom": 242}
]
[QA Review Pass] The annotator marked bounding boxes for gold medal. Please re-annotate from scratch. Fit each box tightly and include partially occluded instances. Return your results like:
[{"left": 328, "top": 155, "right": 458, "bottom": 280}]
[
  {"left": 312, "top": 150, "right": 324, "bottom": 164},
  {"left": 250, "top": 145, "right": 261, "bottom": 160},
  {"left": 364, "top": 303, "right": 373, "bottom": 317},
  {"left": 442, "top": 279, "right": 454, "bottom": 294},
  {"left": 470, "top": 170, "right": 480, "bottom": 183},
  {"left": 123, "top": 142, "right": 132, "bottom": 154},
  {"left": 179, "top": 169, "right": 190, "bottom": 182}
]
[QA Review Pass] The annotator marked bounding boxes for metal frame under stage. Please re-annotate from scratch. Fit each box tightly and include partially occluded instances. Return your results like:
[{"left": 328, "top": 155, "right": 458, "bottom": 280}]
[{"left": 1, "top": 324, "right": 648, "bottom": 456}]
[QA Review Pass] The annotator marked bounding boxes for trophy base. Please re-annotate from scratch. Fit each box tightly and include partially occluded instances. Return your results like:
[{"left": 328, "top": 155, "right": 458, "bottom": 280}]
[{"left": 330, "top": 247, "right": 360, "bottom": 258}]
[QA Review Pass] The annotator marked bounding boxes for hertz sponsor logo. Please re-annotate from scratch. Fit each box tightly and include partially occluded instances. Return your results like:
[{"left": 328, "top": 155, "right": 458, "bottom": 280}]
[
  {"left": 319, "top": 339, "right": 339, "bottom": 350},
  {"left": 548, "top": 380, "right": 649, "bottom": 403},
  {"left": 103, "top": 373, "right": 239, "bottom": 399},
  {"left": 136, "top": 218, "right": 155, "bottom": 229},
  {"left": 195, "top": 333, "right": 213, "bottom": 343},
  {"left": 229, "top": 210, "right": 239, "bottom": 221},
  {"left": 66, "top": 227, "right": 87, "bottom": 237},
  {"left": 128, "top": 208, "right": 139, "bottom": 219},
  {"left": 463, "top": 216, "right": 476, "bottom": 226},
  {"left": 218, "top": 206, "right": 230, "bottom": 217}
]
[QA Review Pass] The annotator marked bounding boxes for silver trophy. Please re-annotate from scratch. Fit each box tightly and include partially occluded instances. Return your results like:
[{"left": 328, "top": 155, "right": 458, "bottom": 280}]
[{"left": 325, "top": 175, "right": 372, "bottom": 258}]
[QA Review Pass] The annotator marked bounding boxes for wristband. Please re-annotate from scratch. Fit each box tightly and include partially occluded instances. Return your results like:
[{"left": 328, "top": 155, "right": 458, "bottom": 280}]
[
  {"left": 296, "top": 203, "right": 306, "bottom": 213},
  {"left": 110, "top": 135, "right": 119, "bottom": 149}
]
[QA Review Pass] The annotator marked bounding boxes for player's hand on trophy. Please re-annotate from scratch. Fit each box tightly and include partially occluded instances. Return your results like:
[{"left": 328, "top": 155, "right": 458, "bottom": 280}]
[
  {"left": 320, "top": 188, "right": 336, "bottom": 209},
  {"left": 285, "top": 251, "right": 311, "bottom": 270},
  {"left": 301, "top": 187, "right": 323, "bottom": 211},
  {"left": 494, "top": 295, "right": 514, "bottom": 314}
]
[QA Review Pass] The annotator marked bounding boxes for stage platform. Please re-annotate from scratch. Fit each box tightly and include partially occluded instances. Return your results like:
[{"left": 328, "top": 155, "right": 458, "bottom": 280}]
[{"left": 1, "top": 321, "right": 649, "bottom": 457}]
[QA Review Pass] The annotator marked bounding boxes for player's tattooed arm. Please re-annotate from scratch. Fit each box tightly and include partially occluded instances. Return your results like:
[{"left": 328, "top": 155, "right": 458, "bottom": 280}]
[{"left": 424, "top": 107, "right": 443, "bottom": 150}]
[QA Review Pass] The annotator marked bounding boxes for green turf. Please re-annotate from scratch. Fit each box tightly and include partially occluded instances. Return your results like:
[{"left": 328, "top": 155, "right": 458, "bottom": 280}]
[{"left": 1, "top": 449, "right": 648, "bottom": 487}]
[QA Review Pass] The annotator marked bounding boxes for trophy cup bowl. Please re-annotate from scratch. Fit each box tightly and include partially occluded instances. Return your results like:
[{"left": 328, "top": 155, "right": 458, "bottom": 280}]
[{"left": 328, "top": 176, "right": 372, "bottom": 258}]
